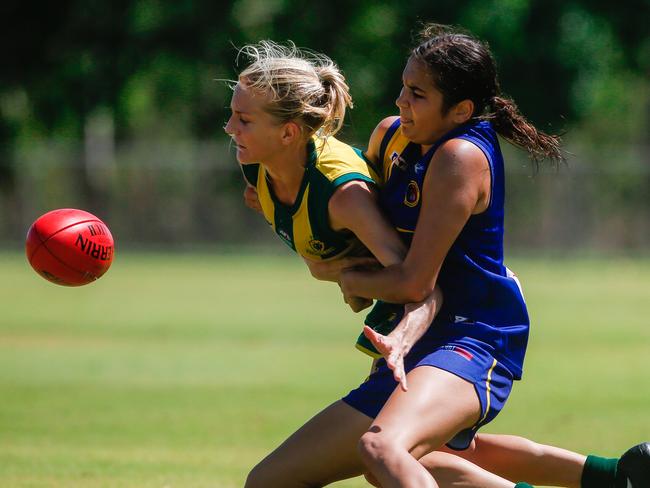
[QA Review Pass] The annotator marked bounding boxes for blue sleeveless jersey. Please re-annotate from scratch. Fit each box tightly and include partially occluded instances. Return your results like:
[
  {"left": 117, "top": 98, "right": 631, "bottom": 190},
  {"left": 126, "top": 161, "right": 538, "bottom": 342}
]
[{"left": 376, "top": 118, "right": 529, "bottom": 379}]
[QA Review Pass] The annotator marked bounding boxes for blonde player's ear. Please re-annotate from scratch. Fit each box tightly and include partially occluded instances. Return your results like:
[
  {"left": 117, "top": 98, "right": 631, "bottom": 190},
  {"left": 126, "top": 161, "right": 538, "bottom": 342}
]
[
  {"left": 452, "top": 99, "right": 474, "bottom": 124},
  {"left": 280, "top": 121, "right": 303, "bottom": 145}
]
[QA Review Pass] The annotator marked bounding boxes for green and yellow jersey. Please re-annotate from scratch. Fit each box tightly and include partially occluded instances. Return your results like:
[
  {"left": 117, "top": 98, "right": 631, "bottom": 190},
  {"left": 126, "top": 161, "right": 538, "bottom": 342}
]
[
  {"left": 241, "top": 136, "right": 377, "bottom": 261},
  {"left": 241, "top": 135, "right": 393, "bottom": 359}
]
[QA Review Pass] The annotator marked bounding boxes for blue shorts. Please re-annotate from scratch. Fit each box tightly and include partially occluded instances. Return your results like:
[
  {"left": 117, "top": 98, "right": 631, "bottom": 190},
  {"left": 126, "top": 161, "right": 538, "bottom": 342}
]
[{"left": 342, "top": 336, "right": 514, "bottom": 450}]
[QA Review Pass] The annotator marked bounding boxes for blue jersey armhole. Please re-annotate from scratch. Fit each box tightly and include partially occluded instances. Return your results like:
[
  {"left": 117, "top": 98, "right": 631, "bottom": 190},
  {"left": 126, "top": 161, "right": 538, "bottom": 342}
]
[{"left": 457, "top": 136, "right": 497, "bottom": 211}]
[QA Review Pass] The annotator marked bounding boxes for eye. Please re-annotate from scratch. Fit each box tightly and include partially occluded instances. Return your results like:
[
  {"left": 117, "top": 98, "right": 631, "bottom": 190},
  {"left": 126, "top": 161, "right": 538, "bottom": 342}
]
[{"left": 239, "top": 117, "right": 250, "bottom": 125}]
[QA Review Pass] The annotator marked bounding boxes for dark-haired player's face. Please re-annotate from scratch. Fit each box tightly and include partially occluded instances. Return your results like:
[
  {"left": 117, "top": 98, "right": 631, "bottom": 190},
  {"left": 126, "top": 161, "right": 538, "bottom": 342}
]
[{"left": 396, "top": 58, "right": 459, "bottom": 148}]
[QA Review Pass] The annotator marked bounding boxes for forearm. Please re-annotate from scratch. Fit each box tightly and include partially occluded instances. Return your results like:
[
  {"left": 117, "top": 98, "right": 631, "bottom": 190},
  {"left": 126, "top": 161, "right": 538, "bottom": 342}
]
[
  {"left": 305, "top": 255, "right": 381, "bottom": 283},
  {"left": 341, "top": 264, "right": 433, "bottom": 304},
  {"left": 391, "top": 287, "right": 443, "bottom": 353}
]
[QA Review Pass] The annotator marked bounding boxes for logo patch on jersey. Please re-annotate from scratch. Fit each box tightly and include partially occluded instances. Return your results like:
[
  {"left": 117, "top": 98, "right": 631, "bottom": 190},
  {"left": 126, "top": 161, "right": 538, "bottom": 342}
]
[
  {"left": 390, "top": 151, "right": 408, "bottom": 170},
  {"left": 278, "top": 228, "right": 292, "bottom": 245},
  {"left": 305, "top": 237, "right": 335, "bottom": 257},
  {"left": 453, "top": 315, "right": 475, "bottom": 325},
  {"left": 306, "top": 239, "right": 325, "bottom": 255},
  {"left": 404, "top": 180, "right": 420, "bottom": 207},
  {"left": 309, "top": 239, "right": 325, "bottom": 253}
]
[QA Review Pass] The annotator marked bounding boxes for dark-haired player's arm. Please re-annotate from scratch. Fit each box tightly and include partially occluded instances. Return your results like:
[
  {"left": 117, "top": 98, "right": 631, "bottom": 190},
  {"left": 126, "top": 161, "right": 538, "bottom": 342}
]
[
  {"left": 329, "top": 177, "right": 443, "bottom": 389},
  {"left": 340, "top": 138, "right": 490, "bottom": 304}
]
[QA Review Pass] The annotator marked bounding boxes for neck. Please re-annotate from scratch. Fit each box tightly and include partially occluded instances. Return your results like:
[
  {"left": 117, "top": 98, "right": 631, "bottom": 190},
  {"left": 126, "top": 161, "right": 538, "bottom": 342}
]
[{"left": 263, "top": 142, "right": 310, "bottom": 205}]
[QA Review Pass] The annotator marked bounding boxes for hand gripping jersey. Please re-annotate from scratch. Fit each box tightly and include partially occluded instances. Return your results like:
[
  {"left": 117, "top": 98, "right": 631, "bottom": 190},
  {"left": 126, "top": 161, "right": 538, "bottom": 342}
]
[
  {"left": 372, "top": 118, "right": 530, "bottom": 379},
  {"left": 240, "top": 136, "right": 376, "bottom": 261}
]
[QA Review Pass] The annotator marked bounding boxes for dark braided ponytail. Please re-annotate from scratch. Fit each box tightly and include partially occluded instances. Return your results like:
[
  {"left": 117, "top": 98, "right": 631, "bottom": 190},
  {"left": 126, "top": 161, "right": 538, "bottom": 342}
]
[
  {"left": 487, "top": 96, "right": 564, "bottom": 164},
  {"left": 412, "top": 24, "right": 564, "bottom": 166}
]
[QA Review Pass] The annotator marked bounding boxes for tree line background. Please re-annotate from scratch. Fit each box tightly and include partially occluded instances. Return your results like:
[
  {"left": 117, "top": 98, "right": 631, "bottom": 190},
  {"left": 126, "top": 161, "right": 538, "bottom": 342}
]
[{"left": 1, "top": 0, "right": 648, "bottom": 252}]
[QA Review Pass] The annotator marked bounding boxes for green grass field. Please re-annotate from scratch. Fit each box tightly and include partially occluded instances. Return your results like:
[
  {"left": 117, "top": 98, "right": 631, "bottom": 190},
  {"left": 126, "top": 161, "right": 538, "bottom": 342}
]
[{"left": 1, "top": 251, "right": 649, "bottom": 487}]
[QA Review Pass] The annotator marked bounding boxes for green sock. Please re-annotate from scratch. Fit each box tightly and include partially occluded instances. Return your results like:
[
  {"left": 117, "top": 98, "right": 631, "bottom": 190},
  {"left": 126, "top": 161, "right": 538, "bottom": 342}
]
[
  {"left": 514, "top": 483, "right": 534, "bottom": 488},
  {"left": 581, "top": 455, "right": 618, "bottom": 488}
]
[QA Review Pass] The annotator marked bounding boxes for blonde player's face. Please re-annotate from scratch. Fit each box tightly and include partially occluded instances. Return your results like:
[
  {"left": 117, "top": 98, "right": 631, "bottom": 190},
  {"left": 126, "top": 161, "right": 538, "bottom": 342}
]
[
  {"left": 225, "top": 81, "right": 285, "bottom": 164},
  {"left": 395, "top": 57, "right": 461, "bottom": 148}
]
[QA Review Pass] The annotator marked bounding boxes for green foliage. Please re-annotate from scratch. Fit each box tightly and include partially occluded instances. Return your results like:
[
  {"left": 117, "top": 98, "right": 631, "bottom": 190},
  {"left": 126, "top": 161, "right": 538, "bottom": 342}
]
[
  {"left": 0, "top": 1, "right": 648, "bottom": 249},
  {"left": 1, "top": 1, "right": 647, "bottom": 145}
]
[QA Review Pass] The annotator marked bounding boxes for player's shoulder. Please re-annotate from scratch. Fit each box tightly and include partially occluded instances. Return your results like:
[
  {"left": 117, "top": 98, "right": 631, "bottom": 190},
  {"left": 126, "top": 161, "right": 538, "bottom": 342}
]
[
  {"left": 431, "top": 137, "right": 489, "bottom": 176},
  {"left": 366, "top": 116, "right": 400, "bottom": 164},
  {"left": 328, "top": 179, "right": 375, "bottom": 227},
  {"left": 374, "top": 116, "right": 400, "bottom": 134},
  {"left": 314, "top": 136, "right": 371, "bottom": 182},
  {"left": 368, "top": 116, "right": 400, "bottom": 148}
]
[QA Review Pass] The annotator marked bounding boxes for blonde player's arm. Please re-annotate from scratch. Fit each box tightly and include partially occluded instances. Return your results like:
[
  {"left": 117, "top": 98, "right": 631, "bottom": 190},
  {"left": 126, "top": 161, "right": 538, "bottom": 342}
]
[
  {"left": 243, "top": 184, "right": 263, "bottom": 214},
  {"left": 300, "top": 116, "right": 400, "bottom": 288}
]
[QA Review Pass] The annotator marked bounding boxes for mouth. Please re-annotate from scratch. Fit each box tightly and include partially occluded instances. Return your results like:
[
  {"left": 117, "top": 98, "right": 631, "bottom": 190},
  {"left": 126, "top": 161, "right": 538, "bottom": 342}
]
[{"left": 400, "top": 116, "right": 414, "bottom": 126}]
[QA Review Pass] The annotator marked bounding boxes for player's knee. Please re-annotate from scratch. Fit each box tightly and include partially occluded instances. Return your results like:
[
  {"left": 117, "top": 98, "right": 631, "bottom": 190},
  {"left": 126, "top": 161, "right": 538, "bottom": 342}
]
[{"left": 358, "top": 430, "right": 398, "bottom": 466}]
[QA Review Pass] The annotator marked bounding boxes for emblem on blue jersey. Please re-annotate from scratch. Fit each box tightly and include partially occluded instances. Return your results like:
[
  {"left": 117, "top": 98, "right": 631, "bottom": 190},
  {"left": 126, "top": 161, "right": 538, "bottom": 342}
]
[
  {"left": 404, "top": 180, "right": 420, "bottom": 207},
  {"left": 390, "top": 151, "right": 408, "bottom": 170}
]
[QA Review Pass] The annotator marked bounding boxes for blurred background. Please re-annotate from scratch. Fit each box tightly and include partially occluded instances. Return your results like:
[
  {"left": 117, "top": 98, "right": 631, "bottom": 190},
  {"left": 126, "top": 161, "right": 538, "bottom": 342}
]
[
  {"left": 1, "top": 2, "right": 650, "bottom": 487},
  {"left": 1, "top": 0, "right": 649, "bottom": 252}
]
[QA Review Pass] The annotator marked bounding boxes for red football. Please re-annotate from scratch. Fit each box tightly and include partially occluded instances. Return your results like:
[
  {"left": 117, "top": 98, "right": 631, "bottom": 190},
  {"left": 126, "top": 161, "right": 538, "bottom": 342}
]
[{"left": 26, "top": 208, "right": 115, "bottom": 286}]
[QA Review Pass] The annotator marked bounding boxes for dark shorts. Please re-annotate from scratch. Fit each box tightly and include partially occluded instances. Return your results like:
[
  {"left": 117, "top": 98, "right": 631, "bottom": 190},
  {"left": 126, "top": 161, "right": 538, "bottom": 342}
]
[{"left": 342, "top": 336, "right": 514, "bottom": 450}]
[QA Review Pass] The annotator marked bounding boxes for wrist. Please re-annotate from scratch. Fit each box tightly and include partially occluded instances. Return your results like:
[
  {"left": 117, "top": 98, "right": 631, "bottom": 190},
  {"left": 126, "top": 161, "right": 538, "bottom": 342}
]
[{"left": 388, "top": 328, "right": 411, "bottom": 351}]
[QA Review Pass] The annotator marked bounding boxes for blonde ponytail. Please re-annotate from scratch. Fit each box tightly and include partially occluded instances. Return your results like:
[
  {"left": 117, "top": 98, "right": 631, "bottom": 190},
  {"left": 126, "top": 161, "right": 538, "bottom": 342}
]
[
  {"left": 315, "top": 65, "right": 353, "bottom": 137},
  {"left": 238, "top": 41, "right": 352, "bottom": 138}
]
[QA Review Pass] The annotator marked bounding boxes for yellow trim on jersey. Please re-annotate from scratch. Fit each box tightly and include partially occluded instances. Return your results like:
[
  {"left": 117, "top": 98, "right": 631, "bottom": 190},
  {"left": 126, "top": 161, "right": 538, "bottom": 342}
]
[
  {"left": 291, "top": 184, "right": 312, "bottom": 257},
  {"left": 315, "top": 137, "right": 374, "bottom": 182},
  {"left": 479, "top": 358, "right": 498, "bottom": 424},
  {"left": 382, "top": 130, "right": 411, "bottom": 183},
  {"left": 355, "top": 342, "right": 383, "bottom": 359},
  {"left": 256, "top": 166, "right": 275, "bottom": 228},
  {"left": 252, "top": 136, "right": 377, "bottom": 261}
]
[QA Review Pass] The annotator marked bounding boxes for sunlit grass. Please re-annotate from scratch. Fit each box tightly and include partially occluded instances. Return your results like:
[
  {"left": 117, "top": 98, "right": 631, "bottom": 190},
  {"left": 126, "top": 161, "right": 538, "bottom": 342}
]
[{"left": 1, "top": 252, "right": 649, "bottom": 487}]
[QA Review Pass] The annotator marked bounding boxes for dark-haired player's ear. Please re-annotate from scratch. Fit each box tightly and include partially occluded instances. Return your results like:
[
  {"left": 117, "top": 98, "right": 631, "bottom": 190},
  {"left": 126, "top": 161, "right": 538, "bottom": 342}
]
[{"left": 452, "top": 100, "right": 474, "bottom": 124}]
